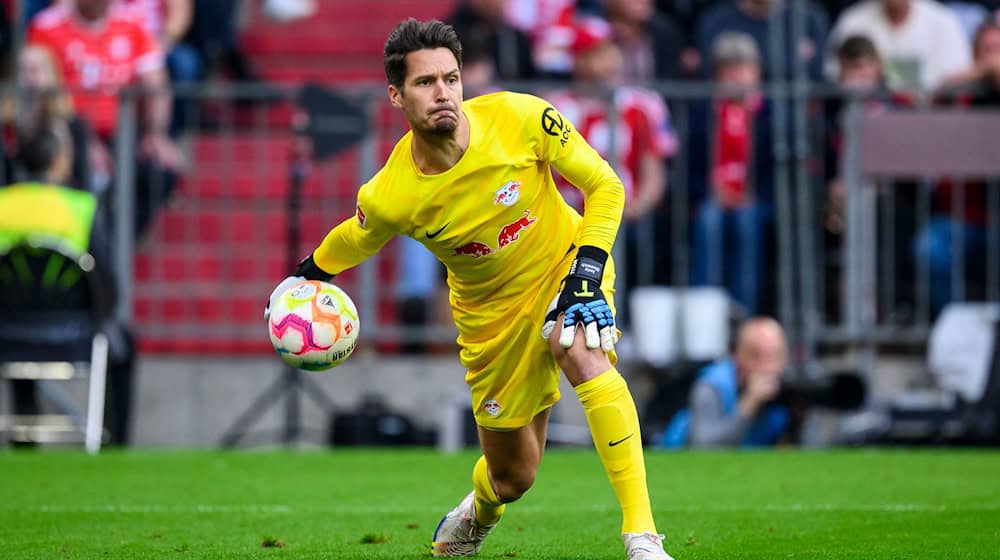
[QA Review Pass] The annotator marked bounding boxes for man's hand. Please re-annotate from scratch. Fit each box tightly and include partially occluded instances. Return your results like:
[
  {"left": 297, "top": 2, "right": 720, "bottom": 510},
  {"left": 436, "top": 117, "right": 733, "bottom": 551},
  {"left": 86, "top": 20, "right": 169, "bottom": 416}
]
[
  {"left": 738, "top": 372, "right": 781, "bottom": 418},
  {"left": 264, "top": 254, "right": 335, "bottom": 319},
  {"left": 140, "top": 132, "right": 185, "bottom": 171},
  {"left": 541, "top": 246, "right": 617, "bottom": 352}
]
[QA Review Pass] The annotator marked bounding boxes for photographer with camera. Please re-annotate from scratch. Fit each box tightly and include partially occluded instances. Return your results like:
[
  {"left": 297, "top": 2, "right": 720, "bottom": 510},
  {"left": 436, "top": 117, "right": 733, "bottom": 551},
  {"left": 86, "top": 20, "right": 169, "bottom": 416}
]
[{"left": 662, "top": 317, "right": 790, "bottom": 447}]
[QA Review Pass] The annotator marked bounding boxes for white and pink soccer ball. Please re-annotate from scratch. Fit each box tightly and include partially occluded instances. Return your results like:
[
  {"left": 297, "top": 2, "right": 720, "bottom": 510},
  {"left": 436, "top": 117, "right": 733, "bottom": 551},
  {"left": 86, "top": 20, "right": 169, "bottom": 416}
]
[{"left": 267, "top": 280, "right": 359, "bottom": 371}]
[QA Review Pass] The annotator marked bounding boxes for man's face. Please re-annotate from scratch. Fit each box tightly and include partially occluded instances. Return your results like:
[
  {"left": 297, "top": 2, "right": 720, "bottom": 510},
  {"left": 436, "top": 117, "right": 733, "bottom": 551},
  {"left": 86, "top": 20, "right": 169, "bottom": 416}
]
[
  {"left": 976, "top": 28, "right": 1000, "bottom": 64},
  {"left": 745, "top": 0, "right": 782, "bottom": 13},
  {"left": 839, "top": 57, "right": 882, "bottom": 91},
  {"left": 75, "top": 0, "right": 112, "bottom": 21},
  {"left": 880, "top": 0, "right": 910, "bottom": 12},
  {"left": 21, "top": 47, "right": 56, "bottom": 90},
  {"left": 734, "top": 325, "right": 787, "bottom": 383},
  {"left": 389, "top": 48, "right": 463, "bottom": 137},
  {"left": 717, "top": 61, "right": 761, "bottom": 87},
  {"left": 574, "top": 42, "right": 624, "bottom": 84}
]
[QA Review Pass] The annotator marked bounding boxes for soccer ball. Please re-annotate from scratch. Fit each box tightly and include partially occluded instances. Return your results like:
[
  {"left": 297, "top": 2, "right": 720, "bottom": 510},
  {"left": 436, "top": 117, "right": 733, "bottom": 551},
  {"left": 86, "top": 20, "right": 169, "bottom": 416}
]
[{"left": 267, "top": 280, "right": 360, "bottom": 371}]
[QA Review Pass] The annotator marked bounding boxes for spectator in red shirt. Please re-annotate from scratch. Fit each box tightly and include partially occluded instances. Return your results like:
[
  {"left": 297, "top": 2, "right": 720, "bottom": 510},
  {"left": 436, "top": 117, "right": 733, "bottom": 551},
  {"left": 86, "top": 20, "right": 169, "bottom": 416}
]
[
  {"left": 548, "top": 17, "right": 677, "bottom": 217},
  {"left": 689, "top": 31, "right": 772, "bottom": 314},
  {"left": 548, "top": 17, "right": 678, "bottom": 299},
  {"left": 28, "top": 0, "right": 183, "bottom": 235}
]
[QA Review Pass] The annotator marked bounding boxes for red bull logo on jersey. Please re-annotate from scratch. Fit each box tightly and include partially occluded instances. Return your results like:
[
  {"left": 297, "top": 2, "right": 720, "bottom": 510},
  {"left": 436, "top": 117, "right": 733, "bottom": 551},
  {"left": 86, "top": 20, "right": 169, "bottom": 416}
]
[
  {"left": 494, "top": 180, "right": 522, "bottom": 207},
  {"left": 453, "top": 241, "right": 494, "bottom": 258},
  {"left": 483, "top": 399, "right": 502, "bottom": 417},
  {"left": 497, "top": 210, "right": 537, "bottom": 249}
]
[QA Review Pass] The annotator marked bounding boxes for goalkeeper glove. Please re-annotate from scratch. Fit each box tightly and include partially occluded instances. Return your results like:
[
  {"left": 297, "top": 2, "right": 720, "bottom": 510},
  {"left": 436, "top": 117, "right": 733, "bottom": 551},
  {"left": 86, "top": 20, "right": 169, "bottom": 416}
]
[
  {"left": 264, "top": 254, "right": 335, "bottom": 319},
  {"left": 541, "top": 246, "right": 618, "bottom": 352}
]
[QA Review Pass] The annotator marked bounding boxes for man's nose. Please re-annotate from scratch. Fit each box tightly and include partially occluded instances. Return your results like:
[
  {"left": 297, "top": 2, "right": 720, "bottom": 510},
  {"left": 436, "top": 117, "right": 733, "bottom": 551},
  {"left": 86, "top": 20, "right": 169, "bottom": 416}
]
[{"left": 433, "top": 79, "right": 448, "bottom": 100}]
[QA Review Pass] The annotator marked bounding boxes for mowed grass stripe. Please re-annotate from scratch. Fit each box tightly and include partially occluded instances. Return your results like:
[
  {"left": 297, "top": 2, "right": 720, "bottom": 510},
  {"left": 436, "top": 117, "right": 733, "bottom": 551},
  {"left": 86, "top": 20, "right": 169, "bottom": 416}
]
[{"left": 1, "top": 449, "right": 998, "bottom": 559}]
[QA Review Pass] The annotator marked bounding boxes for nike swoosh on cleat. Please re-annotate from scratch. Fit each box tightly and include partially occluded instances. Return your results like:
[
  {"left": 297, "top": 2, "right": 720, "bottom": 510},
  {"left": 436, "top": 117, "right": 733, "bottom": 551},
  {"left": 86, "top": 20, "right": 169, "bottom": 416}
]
[
  {"left": 608, "top": 434, "right": 634, "bottom": 447},
  {"left": 426, "top": 223, "right": 449, "bottom": 239}
]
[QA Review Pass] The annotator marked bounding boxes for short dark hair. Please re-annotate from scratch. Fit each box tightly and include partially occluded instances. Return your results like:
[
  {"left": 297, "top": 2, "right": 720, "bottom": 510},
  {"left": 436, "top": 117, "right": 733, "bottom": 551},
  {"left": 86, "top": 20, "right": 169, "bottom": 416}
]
[
  {"left": 837, "top": 35, "right": 880, "bottom": 64},
  {"left": 16, "top": 125, "right": 61, "bottom": 177},
  {"left": 383, "top": 18, "right": 462, "bottom": 89}
]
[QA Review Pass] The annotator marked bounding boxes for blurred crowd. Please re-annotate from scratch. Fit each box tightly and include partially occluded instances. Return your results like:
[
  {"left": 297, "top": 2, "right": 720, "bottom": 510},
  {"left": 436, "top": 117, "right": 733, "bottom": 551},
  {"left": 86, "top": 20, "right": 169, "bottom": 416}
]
[
  {"left": 0, "top": 1, "right": 996, "bottom": 321},
  {"left": 1, "top": 0, "right": 997, "bottom": 446},
  {"left": 0, "top": 0, "right": 273, "bottom": 235},
  {"left": 402, "top": 0, "right": 1000, "bottom": 344},
  {"left": 0, "top": 0, "right": 996, "bottom": 335}
]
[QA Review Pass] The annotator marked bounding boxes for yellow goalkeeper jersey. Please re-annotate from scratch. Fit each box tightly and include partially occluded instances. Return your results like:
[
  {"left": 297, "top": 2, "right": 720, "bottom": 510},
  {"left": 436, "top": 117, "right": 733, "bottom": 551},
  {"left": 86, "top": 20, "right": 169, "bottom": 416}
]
[{"left": 313, "top": 91, "right": 624, "bottom": 368}]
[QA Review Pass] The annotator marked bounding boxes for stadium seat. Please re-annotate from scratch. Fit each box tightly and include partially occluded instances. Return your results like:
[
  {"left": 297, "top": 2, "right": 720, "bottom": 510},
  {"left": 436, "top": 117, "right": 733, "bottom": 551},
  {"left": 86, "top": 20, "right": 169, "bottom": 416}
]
[
  {"left": 0, "top": 242, "right": 112, "bottom": 453},
  {"left": 628, "top": 286, "right": 731, "bottom": 368}
]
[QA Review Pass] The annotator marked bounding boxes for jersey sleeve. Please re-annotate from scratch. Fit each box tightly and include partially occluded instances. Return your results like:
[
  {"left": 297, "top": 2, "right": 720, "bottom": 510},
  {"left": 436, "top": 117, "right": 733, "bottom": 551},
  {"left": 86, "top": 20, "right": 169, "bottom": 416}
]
[
  {"left": 525, "top": 94, "right": 624, "bottom": 254},
  {"left": 26, "top": 19, "right": 52, "bottom": 48},
  {"left": 311, "top": 182, "right": 396, "bottom": 275},
  {"left": 633, "top": 91, "right": 678, "bottom": 158}
]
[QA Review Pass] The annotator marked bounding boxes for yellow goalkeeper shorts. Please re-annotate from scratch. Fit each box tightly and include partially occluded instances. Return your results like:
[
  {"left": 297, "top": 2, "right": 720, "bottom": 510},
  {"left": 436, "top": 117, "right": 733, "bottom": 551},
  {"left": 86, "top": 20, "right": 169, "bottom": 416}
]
[{"left": 465, "top": 252, "right": 618, "bottom": 430}]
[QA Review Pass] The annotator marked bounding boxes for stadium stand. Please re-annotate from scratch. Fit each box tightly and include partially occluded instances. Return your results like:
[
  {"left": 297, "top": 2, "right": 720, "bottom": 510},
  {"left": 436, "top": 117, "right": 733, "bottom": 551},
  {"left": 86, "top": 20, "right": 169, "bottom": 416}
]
[{"left": 133, "top": 1, "right": 457, "bottom": 353}]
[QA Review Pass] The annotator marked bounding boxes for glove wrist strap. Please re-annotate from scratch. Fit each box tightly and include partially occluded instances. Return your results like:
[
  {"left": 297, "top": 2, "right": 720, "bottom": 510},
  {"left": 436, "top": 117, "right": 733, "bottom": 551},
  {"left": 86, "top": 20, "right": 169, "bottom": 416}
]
[
  {"left": 569, "top": 245, "right": 607, "bottom": 284},
  {"left": 294, "top": 254, "right": 335, "bottom": 281}
]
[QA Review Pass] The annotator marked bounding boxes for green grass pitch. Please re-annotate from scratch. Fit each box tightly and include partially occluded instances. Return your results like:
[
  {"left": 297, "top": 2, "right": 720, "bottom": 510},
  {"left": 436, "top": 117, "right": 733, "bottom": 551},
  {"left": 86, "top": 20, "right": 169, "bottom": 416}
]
[{"left": 1, "top": 449, "right": 998, "bottom": 559}]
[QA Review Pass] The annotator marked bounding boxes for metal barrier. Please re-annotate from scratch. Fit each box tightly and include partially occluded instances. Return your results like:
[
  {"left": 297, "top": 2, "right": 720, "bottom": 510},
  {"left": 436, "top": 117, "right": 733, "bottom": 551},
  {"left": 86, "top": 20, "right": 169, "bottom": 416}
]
[{"left": 4, "top": 81, "right": 998, "bottom": 373}]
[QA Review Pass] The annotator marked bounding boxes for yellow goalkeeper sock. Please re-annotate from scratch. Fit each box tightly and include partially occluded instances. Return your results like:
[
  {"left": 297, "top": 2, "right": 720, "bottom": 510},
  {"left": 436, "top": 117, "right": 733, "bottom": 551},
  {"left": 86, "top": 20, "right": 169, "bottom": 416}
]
[
  {"left": 575, "top": 368, "right": 656, "bottom": 535},
  {"left": 472, "top": 455, "right": 505, "bottom": 526}
]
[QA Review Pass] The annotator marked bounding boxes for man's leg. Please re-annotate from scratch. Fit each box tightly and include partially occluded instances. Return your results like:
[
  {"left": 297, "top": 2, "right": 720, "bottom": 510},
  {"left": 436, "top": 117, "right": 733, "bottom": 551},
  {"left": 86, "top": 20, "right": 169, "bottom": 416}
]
[
  {"left": 551, "top": 323, "right": 671, "bottom": 559},
  {"left": 473, "top": 409, "right": 549, "bottom": 523},
  {"left": 432, "top": 410, "right": 549, "bottom": 557},
  {"left": 550, "top": 325, "right": 654, "bottom": 534}
]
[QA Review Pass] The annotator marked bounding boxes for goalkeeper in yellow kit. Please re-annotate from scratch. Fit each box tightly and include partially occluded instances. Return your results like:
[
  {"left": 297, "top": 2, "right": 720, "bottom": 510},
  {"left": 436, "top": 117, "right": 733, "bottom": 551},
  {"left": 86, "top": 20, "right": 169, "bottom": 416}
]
[{"left": 265, "top": 18, "right": 672, "bottom": 560}]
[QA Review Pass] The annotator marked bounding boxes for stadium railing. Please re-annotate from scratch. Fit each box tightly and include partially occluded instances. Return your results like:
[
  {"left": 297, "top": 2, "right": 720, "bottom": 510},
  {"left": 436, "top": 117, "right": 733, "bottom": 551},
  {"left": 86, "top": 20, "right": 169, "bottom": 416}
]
[{"left": 12, "top": 81, "right": 991, "bottom": 379}]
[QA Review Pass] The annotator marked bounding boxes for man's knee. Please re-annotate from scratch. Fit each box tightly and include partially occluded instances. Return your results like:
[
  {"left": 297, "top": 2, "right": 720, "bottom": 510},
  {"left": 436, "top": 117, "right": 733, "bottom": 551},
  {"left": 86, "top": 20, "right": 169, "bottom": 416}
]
[{"left": 491, "top": 467, "right": 536, "bottom": 503}]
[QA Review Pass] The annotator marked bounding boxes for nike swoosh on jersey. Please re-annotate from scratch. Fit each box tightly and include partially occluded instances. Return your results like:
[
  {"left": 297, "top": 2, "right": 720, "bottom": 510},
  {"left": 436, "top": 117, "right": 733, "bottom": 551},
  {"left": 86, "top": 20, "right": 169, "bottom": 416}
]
[
  {"left": 608, "top": 434, "right": 634, "bottom": 447},
  {"left": 426, "top": 223, "right": 449, "bottom": 239}
]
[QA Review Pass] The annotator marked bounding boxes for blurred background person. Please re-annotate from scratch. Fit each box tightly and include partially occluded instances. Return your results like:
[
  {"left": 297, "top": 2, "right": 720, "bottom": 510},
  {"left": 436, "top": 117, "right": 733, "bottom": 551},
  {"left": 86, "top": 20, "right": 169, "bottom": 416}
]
[
  {"left": 447, "top": 0, "right": 537, "bottom": 80},
  {"left": 688, "top": 32, "right": 773, "bottom": 315},
  {"left": 2, "top": 44, "right": 93, "bottom": 192},
  {"left": 697, "top": 0, "right": 830, "bottom": 81},
  {"left": 662, "top": 317, "right": 789, "bottom": 447},
  {"left": 821, "top": 35, "right": 917, "bottom": 318},
  {"left": 0, "top": 124, "right": 136, "bottom": 446},
  {"left": 914, "top": 19, "right": 1000, "bottom": 314},
  {"left": 827, "top": 0, "right": 972, "bottom": 91},
  {"left": 460, "top": 32, "right": 501, "bottom": 97},
  {"left": 395, "top": 236, "right": 445, "bottom": 355},
  {"left": 505, "top": 0, "right": 578, "bottom": 78},
  {"left": 28, "top": 0, "right": 184, "bottom": 237},
  {"left": 185, "top": 0, "right": 262, "bottom": 84},
  {"left": 601, "top": 0, "right": 686, "bottom": 81},
  {"left": 548, "top": 16, "right": 677, "bottom": 307}
]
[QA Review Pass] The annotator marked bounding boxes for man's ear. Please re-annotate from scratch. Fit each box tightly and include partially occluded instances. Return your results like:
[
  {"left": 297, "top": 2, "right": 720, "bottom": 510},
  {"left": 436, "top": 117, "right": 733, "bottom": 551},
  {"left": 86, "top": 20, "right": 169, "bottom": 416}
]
[{"left": 388, "top": 84, "right": 403, "bottom": 109}]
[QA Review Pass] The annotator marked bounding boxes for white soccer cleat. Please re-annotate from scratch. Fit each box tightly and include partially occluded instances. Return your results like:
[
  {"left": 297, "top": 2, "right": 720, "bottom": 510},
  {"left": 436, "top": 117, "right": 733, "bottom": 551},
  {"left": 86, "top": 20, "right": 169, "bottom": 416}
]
[
  {"left": 431, "top": 491, "right": 498, "bottom": 557},
  {"left": 623, "top": 532, "right": 674, "bottom": 560}
]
